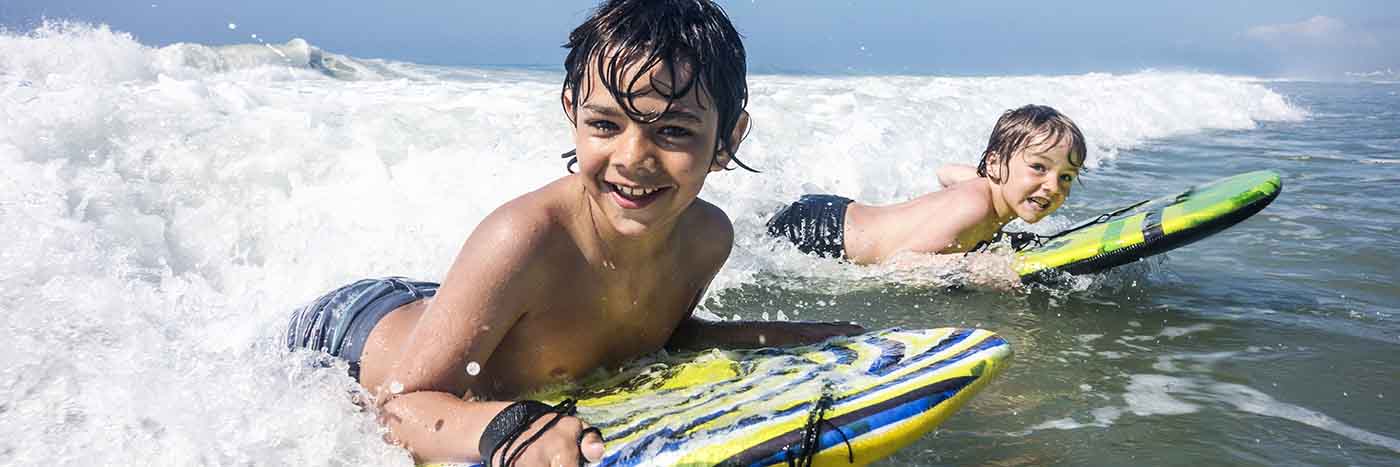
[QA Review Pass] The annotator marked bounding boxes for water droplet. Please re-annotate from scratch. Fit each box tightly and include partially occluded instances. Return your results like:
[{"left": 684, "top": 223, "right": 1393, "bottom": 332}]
[
  {"left": 389, "top": 381, "right": 404, "bottom": 394},
  {"left": 757, "top": 334, "right": 767, "bottom": 345},
  {"left": 466, "top": 361, "right": 481, "bottom": 376},
  {"left": 227, "top": 23, "right": 237, "bottom": 30}
]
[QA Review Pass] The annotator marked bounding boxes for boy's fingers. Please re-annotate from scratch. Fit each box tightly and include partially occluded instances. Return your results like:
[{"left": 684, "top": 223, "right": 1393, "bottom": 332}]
[{"left": 579, "top": 426, "right": 605, "bottom": 462}]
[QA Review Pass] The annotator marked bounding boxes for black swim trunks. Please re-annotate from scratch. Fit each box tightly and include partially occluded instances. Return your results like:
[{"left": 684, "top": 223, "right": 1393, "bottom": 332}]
[
  {"left": 765, "top": 194, "right": 855, "bottom": 259},
  {"left": 286, "top": 277, "right": 439, "bottom": 379}
]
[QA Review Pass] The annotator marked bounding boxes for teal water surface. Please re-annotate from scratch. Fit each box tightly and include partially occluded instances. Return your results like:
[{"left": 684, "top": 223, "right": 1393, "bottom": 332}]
[{"left": 710, "top": 81, "right": 1400, "bottom": 466}]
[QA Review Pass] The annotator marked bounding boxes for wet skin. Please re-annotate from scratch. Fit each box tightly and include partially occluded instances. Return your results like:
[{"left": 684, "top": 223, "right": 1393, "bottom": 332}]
[
  {"left": 843, "top": 137, "right": 1079, "bottom": 264},
  {"left": 352, "top": 59, "right": 860, "bottom": 465}
]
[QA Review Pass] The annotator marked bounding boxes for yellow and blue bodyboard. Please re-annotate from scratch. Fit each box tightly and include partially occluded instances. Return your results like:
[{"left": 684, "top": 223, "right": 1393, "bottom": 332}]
[{"left": 433, "top": 327, "right": 1011, "bottom": 466}]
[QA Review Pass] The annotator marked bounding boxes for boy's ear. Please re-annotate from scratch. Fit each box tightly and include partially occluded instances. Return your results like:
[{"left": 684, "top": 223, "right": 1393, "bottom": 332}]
[
  {"left": 711, "top": 111, "right": 750, "bottom": 172},
  {"left": 986, "top": 151, "right": 1004, "bottom": 183},
  {"left": 561, "top": 90, "right": 577, "bottom": 124}
]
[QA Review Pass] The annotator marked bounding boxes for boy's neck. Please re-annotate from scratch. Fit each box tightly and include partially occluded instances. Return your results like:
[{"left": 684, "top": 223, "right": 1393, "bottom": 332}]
[
  {"left": 572, "top": 185, "right": 679, "bottom": 269},
  {"left": 985, "top": 179, "right": 1018, "bottom": 230}
]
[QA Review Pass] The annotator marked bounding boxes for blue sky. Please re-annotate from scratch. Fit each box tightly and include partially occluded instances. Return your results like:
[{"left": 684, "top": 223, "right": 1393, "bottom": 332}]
[{"left": 3, "top": 0, "right": 1397, "bottom": 78}]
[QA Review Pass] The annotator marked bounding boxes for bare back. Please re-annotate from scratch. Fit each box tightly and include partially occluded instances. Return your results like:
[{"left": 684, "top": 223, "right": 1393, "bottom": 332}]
[{"left": 842, "top": 179, "right": 1003, "bottom": 264}]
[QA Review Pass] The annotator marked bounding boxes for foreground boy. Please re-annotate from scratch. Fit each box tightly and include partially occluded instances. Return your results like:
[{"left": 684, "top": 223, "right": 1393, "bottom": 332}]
[{"left": 286, "top": 1, "right": 862, "bottom": 465}]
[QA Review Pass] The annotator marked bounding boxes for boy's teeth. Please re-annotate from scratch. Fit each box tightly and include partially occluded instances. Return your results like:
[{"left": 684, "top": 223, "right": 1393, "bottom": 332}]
[{"left": 615, "top": 184, "right": 659, "bottom": 197}]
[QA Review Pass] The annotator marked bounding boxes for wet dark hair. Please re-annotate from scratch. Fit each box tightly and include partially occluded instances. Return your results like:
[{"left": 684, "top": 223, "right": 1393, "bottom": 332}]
[
  {"left": 975, "top": 105, "right": 1088, "bottom": 183},
  {"left": 560, "top": 0, "right": 754, "bottom": 172}
]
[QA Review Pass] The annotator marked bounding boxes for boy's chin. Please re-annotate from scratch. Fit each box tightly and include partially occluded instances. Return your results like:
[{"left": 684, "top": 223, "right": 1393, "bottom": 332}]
[
  {"left": 1016, "top": 209, "right": 1049, "bottom": 224},
  {"left": 605, "top": 211, "right": 676, "bottom": 237},
  {"left": 608, "top": 218, "right": 656, "bottom": 237}
]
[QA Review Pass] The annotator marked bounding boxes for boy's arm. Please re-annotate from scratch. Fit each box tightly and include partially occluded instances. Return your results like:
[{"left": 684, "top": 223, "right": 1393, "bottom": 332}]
[
  {"left": 372, "top": 206, "right": 602, "bottom": 465},
  {"left": 883, "top": 250, "right": 1023, "bottom": 290},
  {"left": 890, "top": 200, "right": 1023, "bottom": 289},
  {"left": 900, "top": 197, "right": 988, "bottom": 256},
  {"left": 665, "top": 201, "right": 866, "bottom": 352},
  {"left": 668, "top": 316, "right": 865, "bottom": 351},
  {"left": 937, "top": 164, "right": 978, "bottom": 188}
]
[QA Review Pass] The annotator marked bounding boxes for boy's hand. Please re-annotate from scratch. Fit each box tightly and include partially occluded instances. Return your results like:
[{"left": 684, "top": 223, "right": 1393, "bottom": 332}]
[
  {"left": 495, "top": 415, "right": 604, "bottom": 467},
  {"left": 963, "top": 254, "right": 1024, "bottom": 291}
]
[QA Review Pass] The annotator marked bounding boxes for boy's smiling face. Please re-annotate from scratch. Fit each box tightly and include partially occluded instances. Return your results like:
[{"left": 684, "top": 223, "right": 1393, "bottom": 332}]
[
  {"left": 566, "top": 58, "right": 739, "bottom": 238},
  {"left": 994, "top": 136, "right": 1079, "bottom": 224}
]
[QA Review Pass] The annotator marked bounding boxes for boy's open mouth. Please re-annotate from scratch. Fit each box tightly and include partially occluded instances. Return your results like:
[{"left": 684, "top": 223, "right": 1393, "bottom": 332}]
[
  {"left": 1027, "top": 196, "right": 1050, "bottom": 211},
  {"left": 607, "top": 182, "right": 671, "bottom": 209}
]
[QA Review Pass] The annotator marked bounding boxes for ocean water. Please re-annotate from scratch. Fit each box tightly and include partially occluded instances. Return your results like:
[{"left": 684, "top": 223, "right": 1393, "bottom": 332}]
[{"left": 2, "top": 23, "right": 1397, "bottom": 466}]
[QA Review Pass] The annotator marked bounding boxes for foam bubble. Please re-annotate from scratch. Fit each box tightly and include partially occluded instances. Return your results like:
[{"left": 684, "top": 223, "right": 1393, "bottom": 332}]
[{"left": 1124, "top": 374, "right": 1201, "bottom": 416}]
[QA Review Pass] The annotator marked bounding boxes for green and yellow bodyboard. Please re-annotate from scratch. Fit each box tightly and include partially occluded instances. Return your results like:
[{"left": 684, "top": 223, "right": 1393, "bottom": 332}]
[{"left": 1015, "top": 170, "right": 1283, "bottom": 280}]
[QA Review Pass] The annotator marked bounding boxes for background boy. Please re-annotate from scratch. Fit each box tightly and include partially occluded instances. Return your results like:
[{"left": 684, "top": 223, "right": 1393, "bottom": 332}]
[{"left": 767, "top": 105, "right": 1089, "bottom": 286}]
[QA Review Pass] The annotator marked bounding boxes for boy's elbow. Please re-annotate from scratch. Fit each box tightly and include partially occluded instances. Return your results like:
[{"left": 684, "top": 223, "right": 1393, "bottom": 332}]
[
  {"left": 664, "top": 317, "right": 702, "bottom": 351},
  {"left": 666, "top": 316, "right": 724, "bottom": 351},
  {"left": 937, "top": 164, "right": 976, "bottom": 187}
]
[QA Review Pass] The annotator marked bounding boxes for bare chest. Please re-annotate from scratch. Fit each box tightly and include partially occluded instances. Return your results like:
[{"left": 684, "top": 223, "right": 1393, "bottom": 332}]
[{"left": 478, "top": 268, "right": 702, "bottom": 396}]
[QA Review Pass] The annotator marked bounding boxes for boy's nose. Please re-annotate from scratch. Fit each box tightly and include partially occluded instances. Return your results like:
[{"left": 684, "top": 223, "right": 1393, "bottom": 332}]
[{"left": 613, "top": 131, "right": 659, "bottom": 174}]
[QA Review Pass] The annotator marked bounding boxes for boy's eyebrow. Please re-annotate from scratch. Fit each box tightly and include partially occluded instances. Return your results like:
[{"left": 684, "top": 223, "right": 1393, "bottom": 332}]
[
  {"left": 582, "top": 103, "right": 704, "bottom": 124},
  {"left": 659, "top": 108, "right": 704, "bottom": 124},
  {"left": 581, "top": 103, "right": 624, "bottom": 118},
  {"left": 1028, "top": 153, "right": 1080, "bottom": 173}
]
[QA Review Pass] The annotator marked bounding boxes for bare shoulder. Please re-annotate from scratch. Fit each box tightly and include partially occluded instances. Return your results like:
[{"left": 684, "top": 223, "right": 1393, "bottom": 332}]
[
  {"left": 904, "top": 181, "right": 997, "bottom": 254},
  {"left": 676, "top": 197, "right": 734, "bottom": 271},
  {"left": 453, "top": 179, "right": 574, "bottom": 277},
  {"left": 942, "top": 182, "right": 1002, "bottom": 251},
  {"left": 910, "top": 181, "right": 991, "bottom": 222}
]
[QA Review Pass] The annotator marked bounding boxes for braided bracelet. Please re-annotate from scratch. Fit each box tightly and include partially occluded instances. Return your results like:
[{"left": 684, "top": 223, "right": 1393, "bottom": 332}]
[{"left": 478, "top": 399, "right": 591, "bottom": 466}]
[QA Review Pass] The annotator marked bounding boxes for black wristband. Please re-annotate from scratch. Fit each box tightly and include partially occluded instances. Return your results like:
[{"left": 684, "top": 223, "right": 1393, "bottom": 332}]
[{"left": 478, "top": 400, "right": 553, "bottom": 466}]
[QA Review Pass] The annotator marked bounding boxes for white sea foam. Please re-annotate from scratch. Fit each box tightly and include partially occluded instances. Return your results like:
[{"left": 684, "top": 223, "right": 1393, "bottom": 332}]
[
  {"left": 1034, "top": 374, "right": 1400, "bottom": 454},
  {"left": 0, "top": 23, "right": 1310, "bottom": 465},
  {"left": 1120, "top": 323, "right": 1217, "bottom": 341}
]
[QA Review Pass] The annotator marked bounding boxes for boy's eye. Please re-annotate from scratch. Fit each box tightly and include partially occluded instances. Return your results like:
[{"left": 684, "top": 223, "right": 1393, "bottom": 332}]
[
  {"left": 1029, "top": 163, "right": 1046, "bottom": 172},
  {"left": 659, "top": 126, "right": 693, "bottom": 138},
  {"left": 587, "top": 120, "right": 619, "bottom": 132}
]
